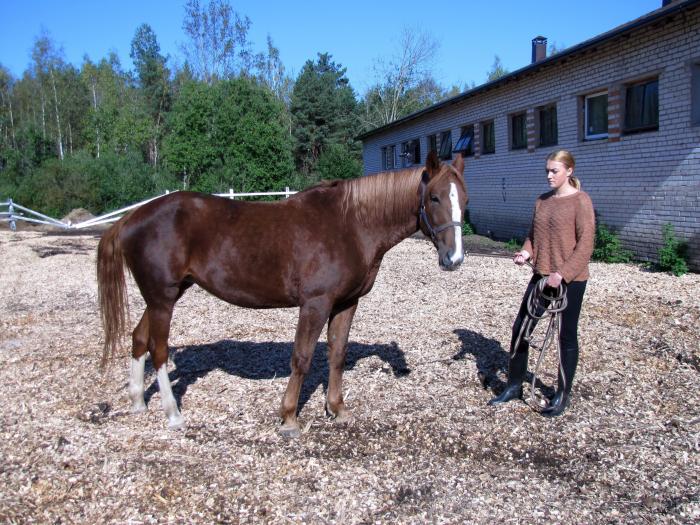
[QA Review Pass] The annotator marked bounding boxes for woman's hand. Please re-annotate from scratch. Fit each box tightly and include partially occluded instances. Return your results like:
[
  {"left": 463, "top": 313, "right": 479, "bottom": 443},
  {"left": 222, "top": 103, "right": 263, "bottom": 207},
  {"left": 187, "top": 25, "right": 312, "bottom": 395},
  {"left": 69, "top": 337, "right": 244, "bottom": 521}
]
[
  {"left": 513, "top": 250, "right": 530, "bottom": 266},
  {"left": 546, "top": 271, "right": 563, "bottom": 288}
]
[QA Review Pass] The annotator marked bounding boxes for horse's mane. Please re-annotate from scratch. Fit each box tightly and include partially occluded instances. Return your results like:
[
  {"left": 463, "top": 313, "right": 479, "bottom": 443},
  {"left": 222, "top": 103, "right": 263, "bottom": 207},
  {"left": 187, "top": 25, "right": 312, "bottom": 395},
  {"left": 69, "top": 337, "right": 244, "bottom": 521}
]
[{"left": 340, "top": 167, "right": 424, "bottom": 226}]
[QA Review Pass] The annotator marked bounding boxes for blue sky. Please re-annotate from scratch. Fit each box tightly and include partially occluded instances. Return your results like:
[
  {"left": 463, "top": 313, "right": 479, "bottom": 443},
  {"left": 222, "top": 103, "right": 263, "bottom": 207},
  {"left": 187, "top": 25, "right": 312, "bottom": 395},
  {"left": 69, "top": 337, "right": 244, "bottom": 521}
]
[{"left": 1, "top": 0, "right": 662, "bottom": 93}]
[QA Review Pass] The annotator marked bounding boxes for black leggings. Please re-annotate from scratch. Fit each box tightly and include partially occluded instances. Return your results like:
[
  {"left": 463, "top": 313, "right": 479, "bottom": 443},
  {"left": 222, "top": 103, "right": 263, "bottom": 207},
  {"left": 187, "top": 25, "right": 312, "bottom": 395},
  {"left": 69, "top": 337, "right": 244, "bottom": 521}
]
[{"left": 510, "top": 275, "right": 587, "bottom": 392}]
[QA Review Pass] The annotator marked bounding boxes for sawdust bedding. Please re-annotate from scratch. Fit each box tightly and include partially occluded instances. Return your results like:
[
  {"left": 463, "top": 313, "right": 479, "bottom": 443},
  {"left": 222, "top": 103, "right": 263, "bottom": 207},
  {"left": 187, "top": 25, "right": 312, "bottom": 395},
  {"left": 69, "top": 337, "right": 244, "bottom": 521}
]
[{"left": 0, "top": 230, "right": 698, "bottom": 524}]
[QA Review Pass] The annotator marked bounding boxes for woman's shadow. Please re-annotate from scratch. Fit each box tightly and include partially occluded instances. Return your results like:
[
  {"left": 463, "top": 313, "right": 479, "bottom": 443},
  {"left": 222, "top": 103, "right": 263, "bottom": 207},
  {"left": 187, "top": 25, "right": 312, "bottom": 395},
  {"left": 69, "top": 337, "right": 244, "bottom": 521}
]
[
  {"left": 451, "top": 329, "right": 554, "bottom": 398},
  {"left": 143, "top": 339, "right": 411, "bottom": 414}
]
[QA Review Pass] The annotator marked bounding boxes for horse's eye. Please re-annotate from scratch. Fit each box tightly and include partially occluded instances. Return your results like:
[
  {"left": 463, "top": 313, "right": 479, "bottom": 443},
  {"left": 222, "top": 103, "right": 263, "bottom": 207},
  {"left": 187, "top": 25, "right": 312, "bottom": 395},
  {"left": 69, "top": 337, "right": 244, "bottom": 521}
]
[{"left": 430, "top": 195, "right": 440, "bottom": 204}]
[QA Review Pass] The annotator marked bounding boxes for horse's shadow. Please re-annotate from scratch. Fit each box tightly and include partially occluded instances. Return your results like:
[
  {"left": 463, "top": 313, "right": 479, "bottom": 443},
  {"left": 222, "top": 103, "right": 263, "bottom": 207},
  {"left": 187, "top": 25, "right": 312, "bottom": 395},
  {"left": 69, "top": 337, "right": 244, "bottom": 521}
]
[
  {"left": 143, "top": 339, "right": 410, "bottom": 414},
  {"left": 451, "top": 328, "right": 555, "bottom": 398}
]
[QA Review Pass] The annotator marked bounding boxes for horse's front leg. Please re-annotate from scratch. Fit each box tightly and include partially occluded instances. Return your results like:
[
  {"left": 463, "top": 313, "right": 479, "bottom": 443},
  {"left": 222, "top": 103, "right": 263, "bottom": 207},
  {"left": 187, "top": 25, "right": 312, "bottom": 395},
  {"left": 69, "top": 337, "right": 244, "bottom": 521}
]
[
  {"left": 280, "top": 297, "right": 331, "bottom": 438},
  {"left": 326, "top": 300, "right": 358, "bottom": 424}
]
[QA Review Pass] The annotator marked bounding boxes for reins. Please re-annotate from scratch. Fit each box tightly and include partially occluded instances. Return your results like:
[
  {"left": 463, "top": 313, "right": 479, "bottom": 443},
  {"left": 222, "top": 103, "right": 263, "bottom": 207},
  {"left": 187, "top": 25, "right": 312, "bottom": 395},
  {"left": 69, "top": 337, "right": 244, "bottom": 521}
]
[{"left": 512, "top": 269, "right": 568, "bottom": 413}]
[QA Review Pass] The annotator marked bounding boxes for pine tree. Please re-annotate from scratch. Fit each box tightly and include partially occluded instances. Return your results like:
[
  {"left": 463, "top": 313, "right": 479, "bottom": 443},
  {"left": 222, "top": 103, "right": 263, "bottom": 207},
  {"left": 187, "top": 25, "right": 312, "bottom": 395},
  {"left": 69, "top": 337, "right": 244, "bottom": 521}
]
[{"left": 290, "top": 53, "right": 358, "bottom": 177}]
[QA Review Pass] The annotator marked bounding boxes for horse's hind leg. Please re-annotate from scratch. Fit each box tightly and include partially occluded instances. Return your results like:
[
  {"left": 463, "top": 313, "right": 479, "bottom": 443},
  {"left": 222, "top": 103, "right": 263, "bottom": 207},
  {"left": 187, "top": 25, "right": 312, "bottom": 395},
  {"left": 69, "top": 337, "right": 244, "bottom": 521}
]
[
  {"left": 148, "top": 302, "right": 184, "bottom": 430},
  {"left": 129, "top": 309, "right": 150, "bottom": 413},
  {"left": 326, "top": 301, "right": 358, "bottom": 424},
  {"left": 280, "top": 297, "right": 332, "bottom": 438}
]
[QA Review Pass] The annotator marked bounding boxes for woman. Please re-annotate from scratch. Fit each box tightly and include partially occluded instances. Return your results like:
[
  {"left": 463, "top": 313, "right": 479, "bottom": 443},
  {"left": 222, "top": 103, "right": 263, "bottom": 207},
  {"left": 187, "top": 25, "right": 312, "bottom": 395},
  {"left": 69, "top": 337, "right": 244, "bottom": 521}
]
[{"left": 489, "top": 150, "right": 595, "bottom": 417}]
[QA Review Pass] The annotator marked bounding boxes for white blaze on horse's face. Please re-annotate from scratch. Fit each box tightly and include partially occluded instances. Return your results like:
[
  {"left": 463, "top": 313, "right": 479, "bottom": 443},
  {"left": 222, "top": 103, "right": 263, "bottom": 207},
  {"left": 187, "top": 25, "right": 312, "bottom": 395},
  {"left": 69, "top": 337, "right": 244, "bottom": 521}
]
[{"left": 448, "top": 182, "right": 464, "bottom": 266}]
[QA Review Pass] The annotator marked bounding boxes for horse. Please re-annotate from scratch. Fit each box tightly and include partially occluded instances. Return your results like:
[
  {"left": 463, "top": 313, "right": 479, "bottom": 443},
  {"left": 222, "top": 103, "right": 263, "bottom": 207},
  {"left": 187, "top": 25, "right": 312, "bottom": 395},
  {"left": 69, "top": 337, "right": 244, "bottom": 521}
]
[{"left": 97, "top": 151, "right": 468, "bottom": 437}]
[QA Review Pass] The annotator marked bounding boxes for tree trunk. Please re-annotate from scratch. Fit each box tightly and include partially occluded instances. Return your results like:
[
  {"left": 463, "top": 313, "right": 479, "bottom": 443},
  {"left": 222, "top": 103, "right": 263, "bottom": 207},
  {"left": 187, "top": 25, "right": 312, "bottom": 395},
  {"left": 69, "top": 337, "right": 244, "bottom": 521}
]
[
  {"left": 91, "top": 81, "right": 100, "bottom": 158},
  {"left": 49, "top": 69, "right": 64, "bottom": 161}
]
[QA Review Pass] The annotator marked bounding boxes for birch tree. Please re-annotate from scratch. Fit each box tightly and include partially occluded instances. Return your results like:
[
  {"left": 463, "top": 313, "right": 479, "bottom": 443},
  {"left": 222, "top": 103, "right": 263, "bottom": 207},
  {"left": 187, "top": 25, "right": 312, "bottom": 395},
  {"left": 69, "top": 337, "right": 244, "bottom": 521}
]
[{"left": 360, "top": 27, "right": 439, "bottom": 128}]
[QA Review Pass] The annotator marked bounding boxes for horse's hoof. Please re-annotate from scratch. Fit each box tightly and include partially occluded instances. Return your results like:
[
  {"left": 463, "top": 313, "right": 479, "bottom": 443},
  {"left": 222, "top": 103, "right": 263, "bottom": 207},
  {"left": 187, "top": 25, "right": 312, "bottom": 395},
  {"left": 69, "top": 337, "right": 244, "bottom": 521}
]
[
  {"left": 333, "top": 410, "right": 354, "bottom": 425},
  {"left": 168, "top": 417, "right": 186, "bottom": 431},
  {"left": 131, "top": 404, "right": 147, "bottom": 414},
  {"left": 279, "top": 423, "right": 301, "bottom": 439}
]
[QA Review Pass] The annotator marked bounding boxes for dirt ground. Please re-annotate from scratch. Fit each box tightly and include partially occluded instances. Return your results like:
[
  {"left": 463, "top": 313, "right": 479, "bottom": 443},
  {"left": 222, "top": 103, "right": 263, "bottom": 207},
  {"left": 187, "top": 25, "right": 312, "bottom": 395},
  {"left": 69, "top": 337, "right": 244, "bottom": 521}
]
[{"left": 0, "top": 229, "right": 698, "bottom": 524}]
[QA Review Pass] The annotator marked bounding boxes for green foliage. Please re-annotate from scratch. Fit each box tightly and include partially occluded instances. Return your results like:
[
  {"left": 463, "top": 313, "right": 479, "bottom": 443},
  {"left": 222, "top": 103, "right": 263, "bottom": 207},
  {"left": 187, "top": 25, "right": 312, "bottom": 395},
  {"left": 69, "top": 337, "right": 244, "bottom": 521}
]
[
  {"left": 505, "top": 238, "right": 521, "bottom": 252},
  {"left": 314, "top": 143, "right": 362, "bottom": 181},
  {"left": 165, "top": 77, "right": 294, "bottom": 193},
  {"left": 290, "top": 53, "right": 359, "bottom": 175},
  {"left": 657, "top": 223, "right": 688, "bottom": 276},
  {"left": 486, "top": 55, "right": 509, "bottom": 82},
  {"left": 592, "top": 223, "right": 633, "bottom": 263},
  {"left": 461, "top": 210, "right": 475, "bottom": 236}
]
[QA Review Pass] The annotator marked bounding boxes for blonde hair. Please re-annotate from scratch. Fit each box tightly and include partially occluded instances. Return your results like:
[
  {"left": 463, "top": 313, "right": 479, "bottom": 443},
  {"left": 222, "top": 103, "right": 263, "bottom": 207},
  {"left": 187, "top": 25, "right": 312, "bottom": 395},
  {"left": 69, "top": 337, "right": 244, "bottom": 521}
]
[{"left": 546, "top": 150, "right": 580, "bottom": 189}]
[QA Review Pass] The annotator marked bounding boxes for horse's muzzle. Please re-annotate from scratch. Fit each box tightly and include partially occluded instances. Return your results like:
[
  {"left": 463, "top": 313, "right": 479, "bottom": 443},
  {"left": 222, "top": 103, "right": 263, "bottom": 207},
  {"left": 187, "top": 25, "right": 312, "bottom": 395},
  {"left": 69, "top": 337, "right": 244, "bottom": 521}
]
[{"left": 440, "top": 250, "right": 464, "bottom": 271}]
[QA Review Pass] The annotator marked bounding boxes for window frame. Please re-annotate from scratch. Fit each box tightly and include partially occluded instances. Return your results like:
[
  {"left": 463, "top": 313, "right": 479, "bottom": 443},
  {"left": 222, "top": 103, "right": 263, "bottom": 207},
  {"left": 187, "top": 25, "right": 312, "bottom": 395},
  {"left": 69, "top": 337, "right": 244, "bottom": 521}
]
[
  {"left": 400, "top": 138, "right": 421, "bottom": 167},
  {"left": 691, "top": 61, "right": 700, "bottom": 127},
  {"left": 454, "top": 125, "right": 474, "bottom": 156},
  {"left": 438, "top": 130, "right": 452, "bottom": 160},
  {"left": 537, "top": 103, "right": 558, "bottom": 147},
  {"left": 510, "top": 111, "right": 527, "bottom": 150},
  {"left": 381, "top": 145, "right": 396, "bottom": 170},
  {"left": 481, "top": 120, "right": 495, "bottom": 154},
  {"left": 623, "top": 77, "right": 659, "bottom": 134},
  {"left": 584, "top": 91, "right": 609, "bottom": 140}
]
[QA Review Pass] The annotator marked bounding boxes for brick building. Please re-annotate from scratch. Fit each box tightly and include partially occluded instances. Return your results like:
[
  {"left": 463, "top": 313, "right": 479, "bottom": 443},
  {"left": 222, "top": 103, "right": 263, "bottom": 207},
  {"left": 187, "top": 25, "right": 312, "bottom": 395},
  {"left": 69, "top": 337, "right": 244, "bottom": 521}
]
[{"left": 358, "top": 0, "right": 700, "bottom": 270}]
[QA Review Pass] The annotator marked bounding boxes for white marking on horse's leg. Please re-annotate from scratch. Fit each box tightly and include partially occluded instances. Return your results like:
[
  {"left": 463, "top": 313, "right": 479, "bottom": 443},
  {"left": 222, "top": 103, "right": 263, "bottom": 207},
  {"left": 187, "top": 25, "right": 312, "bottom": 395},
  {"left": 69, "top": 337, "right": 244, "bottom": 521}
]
[
  {"left": 449, "top": 182, "right": 464, "bottom": 264},
  {"left": 156, "top": 364, "right": 184, "bottom": 430},
  {"left": 128, "top": 355, "right": 147, "bottom": 413}
]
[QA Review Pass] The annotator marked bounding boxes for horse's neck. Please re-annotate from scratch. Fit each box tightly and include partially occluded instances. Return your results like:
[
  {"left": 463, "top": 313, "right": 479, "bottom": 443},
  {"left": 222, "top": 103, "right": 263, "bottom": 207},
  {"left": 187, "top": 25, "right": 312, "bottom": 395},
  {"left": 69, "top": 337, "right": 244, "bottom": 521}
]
[{"left": 350, "top": 182, "right": 421, "bottom": 256}]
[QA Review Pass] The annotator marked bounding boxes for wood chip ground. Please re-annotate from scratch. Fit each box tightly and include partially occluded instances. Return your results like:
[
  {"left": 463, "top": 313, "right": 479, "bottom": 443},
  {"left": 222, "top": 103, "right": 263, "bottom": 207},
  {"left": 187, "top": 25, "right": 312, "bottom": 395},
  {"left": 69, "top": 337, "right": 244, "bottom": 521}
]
[{"left": 1, "top": 230, "right": 698, "bottom": 524}]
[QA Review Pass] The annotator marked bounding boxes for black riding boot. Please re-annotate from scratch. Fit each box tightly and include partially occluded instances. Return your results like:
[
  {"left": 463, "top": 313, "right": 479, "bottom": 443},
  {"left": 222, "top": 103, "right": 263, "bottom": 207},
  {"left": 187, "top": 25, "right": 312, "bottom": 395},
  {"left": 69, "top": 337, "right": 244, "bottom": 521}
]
[
  {"left": 488, "top": 349, "right": 528, "bottom": 405},
  {"left": 542, "top": 346, "right": 578, "bottom": 417}
]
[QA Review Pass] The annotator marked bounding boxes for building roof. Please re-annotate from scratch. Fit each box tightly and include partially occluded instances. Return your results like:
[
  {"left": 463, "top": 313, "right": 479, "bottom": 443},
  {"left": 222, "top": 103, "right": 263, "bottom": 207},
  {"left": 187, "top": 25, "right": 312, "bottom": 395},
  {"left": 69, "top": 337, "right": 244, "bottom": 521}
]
[{"left": 357, "top": 0, "right": 700, "bottom": 141}]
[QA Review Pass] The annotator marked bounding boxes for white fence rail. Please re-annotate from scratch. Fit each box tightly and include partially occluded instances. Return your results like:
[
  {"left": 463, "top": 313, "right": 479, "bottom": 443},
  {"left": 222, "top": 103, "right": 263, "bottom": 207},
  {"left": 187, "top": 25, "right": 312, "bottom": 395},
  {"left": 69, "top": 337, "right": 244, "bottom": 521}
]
[{"left": 0, "top": 187, "right": 296, "bottom": 232}]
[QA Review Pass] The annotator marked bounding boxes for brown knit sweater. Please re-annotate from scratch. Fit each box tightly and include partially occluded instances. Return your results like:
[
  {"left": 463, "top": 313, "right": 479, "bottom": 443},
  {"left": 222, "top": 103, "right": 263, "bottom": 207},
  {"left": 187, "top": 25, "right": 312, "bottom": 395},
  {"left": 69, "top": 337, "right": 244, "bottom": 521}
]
[{"left": 521, "top": 190, "right": 595, "bottom": 283}]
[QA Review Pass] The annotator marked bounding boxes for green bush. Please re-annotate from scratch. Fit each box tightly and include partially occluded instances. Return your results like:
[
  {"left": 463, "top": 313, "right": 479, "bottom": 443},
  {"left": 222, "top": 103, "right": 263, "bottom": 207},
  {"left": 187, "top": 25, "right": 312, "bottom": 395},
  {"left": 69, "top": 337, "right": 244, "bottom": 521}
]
[
  {"left": 505, "top": 238, "right": 521, "bottom": 252},
  {"left": 592, "top": 223, "right": 632, "bottom": 263},
  {"left": 657, "top": 223, "right": 688, "bottom": 276},
  {"left": 461, "top": 209, "right": 475, "bottom": 236}
]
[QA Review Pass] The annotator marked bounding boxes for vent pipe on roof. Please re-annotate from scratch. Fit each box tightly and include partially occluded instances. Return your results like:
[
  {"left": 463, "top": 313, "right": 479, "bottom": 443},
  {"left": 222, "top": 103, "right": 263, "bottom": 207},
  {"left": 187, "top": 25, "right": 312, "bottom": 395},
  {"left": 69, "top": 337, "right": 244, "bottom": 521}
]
[{"left": 532, "top": 36, "right": 547, "bottom": 63}]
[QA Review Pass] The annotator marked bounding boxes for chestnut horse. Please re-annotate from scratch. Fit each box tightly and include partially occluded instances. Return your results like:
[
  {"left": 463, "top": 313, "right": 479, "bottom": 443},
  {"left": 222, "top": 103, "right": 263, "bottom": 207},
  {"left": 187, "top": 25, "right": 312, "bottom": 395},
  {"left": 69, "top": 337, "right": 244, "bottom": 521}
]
[{"left": 97, "top": 151, "right": 467, "bottom": 437}]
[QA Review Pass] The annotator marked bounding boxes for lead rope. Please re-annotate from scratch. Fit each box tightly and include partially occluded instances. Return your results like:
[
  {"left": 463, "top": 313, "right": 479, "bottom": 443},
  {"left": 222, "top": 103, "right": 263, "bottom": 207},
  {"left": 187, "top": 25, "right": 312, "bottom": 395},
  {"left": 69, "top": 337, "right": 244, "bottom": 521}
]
[{"left": 511, "top": 267, "right": 568, "bottom": 412}]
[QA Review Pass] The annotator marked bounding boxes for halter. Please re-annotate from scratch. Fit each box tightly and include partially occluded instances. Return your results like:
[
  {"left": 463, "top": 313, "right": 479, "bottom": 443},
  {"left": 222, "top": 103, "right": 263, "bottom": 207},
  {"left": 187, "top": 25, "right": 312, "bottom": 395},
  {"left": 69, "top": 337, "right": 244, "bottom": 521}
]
[
  {"left": 418, "top": 173, "right": 462, "bottom": 244},
  {"left": 512, "top": 274, "right": 568, "bottom": 413}
]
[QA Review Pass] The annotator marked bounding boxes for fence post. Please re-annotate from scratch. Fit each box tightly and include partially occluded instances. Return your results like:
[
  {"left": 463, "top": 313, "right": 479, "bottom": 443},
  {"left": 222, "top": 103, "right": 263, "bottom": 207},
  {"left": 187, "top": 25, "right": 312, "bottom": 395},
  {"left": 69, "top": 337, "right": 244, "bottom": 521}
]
[
  {"left": 229, "top": 188, "right": 234, "bottom": 200},
  {"left": 8, "top": 198, "right": 16, "bottom": 232},
  {"left": 285, "top": 186, "right": 290, "bottom": 199}
]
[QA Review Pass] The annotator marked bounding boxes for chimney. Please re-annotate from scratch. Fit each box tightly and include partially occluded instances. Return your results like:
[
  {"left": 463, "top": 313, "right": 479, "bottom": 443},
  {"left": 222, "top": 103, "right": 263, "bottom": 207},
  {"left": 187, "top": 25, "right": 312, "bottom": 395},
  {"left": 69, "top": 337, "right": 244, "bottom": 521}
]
[{"left": 532, "top": 36, "right": 547, "bottom": 63}]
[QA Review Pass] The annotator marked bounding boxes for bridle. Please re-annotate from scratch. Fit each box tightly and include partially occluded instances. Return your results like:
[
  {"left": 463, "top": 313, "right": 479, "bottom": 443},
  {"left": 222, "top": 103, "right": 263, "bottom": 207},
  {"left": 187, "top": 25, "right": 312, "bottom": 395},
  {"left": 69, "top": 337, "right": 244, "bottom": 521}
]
[{"left": 418, "top": 171, "right": 462, "bottom": 244}]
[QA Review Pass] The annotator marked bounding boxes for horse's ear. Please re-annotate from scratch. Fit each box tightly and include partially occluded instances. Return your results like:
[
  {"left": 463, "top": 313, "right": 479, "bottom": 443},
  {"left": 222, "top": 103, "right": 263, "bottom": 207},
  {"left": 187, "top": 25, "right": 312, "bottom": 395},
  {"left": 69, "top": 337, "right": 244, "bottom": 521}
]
[
  {"left": 452, "top": 152, "right": 464, "bottom": 176},
  {"left": 425, "top": 150, "right": 440, "bottom": 178}
]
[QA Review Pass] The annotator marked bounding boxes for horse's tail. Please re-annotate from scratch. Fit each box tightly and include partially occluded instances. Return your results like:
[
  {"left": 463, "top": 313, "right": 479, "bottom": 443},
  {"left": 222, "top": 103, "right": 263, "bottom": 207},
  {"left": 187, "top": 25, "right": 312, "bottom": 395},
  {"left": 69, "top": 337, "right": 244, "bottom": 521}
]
[{"left": 97, "top": 219, "right": 129, "bottom": 371}]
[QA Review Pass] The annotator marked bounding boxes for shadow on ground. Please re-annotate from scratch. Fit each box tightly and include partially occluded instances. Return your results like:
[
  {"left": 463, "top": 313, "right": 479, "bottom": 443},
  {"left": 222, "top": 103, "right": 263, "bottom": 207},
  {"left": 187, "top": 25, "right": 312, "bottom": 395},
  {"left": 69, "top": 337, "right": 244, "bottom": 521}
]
[
  {"left": 451, "top": 328, "right": 555, "bottom": 398},
  {"left": 143, "top": 339, "right": 411, "bottom": 414}
]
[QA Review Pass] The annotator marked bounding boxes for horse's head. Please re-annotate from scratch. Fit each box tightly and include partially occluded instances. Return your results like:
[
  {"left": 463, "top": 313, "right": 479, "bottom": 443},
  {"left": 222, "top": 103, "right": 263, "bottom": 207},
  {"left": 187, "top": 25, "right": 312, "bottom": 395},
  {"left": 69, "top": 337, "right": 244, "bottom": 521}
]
[{"left": 418, "top": 151, "right": 469, "bottom": 271}]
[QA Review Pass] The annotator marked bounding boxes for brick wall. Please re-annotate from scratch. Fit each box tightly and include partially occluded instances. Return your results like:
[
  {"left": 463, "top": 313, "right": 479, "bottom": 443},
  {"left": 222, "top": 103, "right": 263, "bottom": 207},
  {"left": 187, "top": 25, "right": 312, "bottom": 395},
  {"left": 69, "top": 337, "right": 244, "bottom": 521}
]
[{"left": 361, "top": 6, "right": 700, "bottom": 270}]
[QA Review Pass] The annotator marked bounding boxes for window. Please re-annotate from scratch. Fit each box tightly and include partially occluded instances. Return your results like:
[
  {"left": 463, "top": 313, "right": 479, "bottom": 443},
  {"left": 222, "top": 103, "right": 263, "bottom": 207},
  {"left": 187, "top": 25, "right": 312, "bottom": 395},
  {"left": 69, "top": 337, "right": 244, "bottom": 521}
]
[
  {"left": 538, "top": 104, "right": 558, "bottom": 147},
  {"left": 481, "top": 120, "right": 495, "bottom": 154},
  {"left": 381, "top": 145, "right": 396, "bottom": 170},
  {"left": 692, "top": 62, "right": 700, "bottom": 126},
  {"left": 400, "top": 139, "right": 421, "bottom": 167},
  {"left": 438, "top": 130, "right": 452, "bottom": 160},
  {"left": 454, "top": 125, "right": 474, "bottom": 156},
  {"left": 584, "top": 91, "right": 608, "bottom": 139},
  {"left": 624, "top": 78, "right": 659, "bottom": 133},
  {"left": 510, "top": 112, "right": 527, "bottom": 150},
  {"left": 428, "top": 134, "right": 438, "bottom": 153}
]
